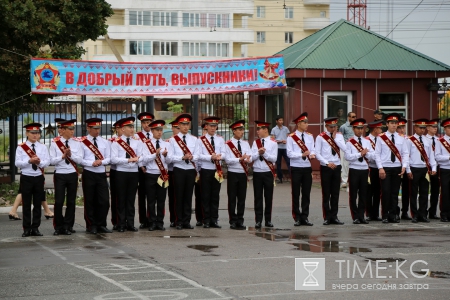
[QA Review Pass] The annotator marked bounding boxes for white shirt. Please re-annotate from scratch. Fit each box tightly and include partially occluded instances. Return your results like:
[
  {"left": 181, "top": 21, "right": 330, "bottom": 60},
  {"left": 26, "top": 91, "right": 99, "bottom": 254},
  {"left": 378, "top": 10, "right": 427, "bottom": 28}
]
[
  {"left": 315, "top": 132, "right": 346, "bottom": 166},
  {"left": 111, "top": 135, "right": 145, "bottom": 172},
  {"left": 108, "top": 136, "right": 117, "bottom": 170},
  {"left": 135, "top": 130, "right": 153, "bottom": 141},
  {"left": 195, "top": 133, "right": 225, "bottom": 170},
  {"left": 434, "top": 135, "right": 450, "bottom": 169},
  {"left": 223, "top": 137, "right": 252, "bottom": 174},
  {"left": 344, "top": 135, "right": 375, "bottom": 170},
  {"left": 425, "top": 134, "right": 438, "bottom": 167},
  {"left": 15, "top": 140, "right": 50, "bottom": 176},
  {"left": 168, "top": 132, "right": 198, "bottom": 170},
  {"left": 80, "top": 135, "right": 111, "bottom": 173},
  {"left": 365, "top": 134, "right": 378, "bottom": 168},
  {"left": 50, "top": 137, "right": 83, "bottom": 174},
  {"left": 251, "top": 137, "right": 277, "bottom": 173},
  {"left": 374, "top": 131, "right": 409, "bottom": 169},
  {"left": 286, "top": 130, "right": 315, "bottom": 168},
  {"left": 141, "top": 137, "right": 169, "bottom": 175},
  {"left": 405, "top": 133, "right": 436, "bottom": 173}
]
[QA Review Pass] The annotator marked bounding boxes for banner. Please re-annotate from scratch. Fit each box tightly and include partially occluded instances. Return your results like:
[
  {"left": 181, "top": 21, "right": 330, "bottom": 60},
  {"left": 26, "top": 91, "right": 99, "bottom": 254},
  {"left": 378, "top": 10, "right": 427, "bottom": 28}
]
[{"left": 30, "top": 56, "right": 286, "bottom": 96}]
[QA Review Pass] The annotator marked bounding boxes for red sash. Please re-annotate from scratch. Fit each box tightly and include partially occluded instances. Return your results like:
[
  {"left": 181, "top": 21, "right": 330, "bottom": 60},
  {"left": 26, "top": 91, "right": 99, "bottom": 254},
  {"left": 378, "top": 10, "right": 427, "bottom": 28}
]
[
  {"left": 255, "top": 138, "right": 277, "bottom": 181},
  {"left": 53, "top": 137, "right": 79, "bottom": 174},
  {"left": 349, "top": 138, "right": 369, "bottom": 165},
  {"left": 320, "top": 132, "right": 341, "bottom": 158},
  {"left": 226, "top": 140, "right": 249, "bottom": 180},
  {"left": 200, "top": 136, "right": 224, "bottom": 183},
  {"left": 19, "top": 143, "right": 44, "bottom": 175},
  {"left": 365, "top": 136, "right": 376, "bottom": 150},
  {"left": 439, "top": 136, "right": 450, "bottom": 154},
  {"left": 379, "top": 133, "right": 402, "bottom": 163},
  {"left": 81, "top": 137, "right": 105, "bottom": 160},
  {"left": 290, "top": 133, "right": 310, "bottom": 161},
  {"left": 173, "top": 135, "right": 197, "bottom": 170},
  {"left": 116, "top": 137, "right": 137, "bottom": 158},
  {"left": 409, "top": 136, "right": 432, "bottom": 173},
  {"left": 137, "top": 133, "right": 169, "bottom": 186}
]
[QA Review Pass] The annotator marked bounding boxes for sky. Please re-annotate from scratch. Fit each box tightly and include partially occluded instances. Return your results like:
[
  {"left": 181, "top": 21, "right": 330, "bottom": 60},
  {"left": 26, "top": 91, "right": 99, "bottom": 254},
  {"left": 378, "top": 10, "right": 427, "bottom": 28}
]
[{"left": 329, "top": 0, "right": 450, "bottom": 74}]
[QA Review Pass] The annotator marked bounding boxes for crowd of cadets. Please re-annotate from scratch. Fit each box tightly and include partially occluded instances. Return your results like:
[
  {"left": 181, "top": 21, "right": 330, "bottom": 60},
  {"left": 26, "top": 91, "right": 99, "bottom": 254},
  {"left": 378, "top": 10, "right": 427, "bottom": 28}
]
[{"left": 15, "top": 112, "right": 450, "bottom": 237}]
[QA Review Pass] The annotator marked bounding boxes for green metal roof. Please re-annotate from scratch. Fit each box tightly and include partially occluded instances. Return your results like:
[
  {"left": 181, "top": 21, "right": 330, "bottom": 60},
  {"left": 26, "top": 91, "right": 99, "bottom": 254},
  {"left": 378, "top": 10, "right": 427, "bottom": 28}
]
[{"left": 278, "top": 19, "right": 450, "bottom": 71}]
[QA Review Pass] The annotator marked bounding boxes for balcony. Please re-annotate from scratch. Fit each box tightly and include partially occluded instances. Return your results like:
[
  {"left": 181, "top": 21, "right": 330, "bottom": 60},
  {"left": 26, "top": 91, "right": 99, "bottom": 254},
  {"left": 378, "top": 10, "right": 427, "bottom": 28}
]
[
  {"left": 303, "top": 18, "right": 330, "bottom": 30},
  {"left": 303, "top": 0, "right": 330, "bottom": 6}
]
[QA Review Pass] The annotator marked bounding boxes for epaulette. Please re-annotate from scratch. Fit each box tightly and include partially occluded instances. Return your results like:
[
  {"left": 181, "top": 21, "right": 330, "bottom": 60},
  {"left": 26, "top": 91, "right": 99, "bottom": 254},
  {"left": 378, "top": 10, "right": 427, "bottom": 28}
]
[
  {"left": 289, "top": 133, "right": 295, "bottom": 137},
  {"left": 71, "top": 137, "right": 81, "bottom": 141},
  {"left": 108, "top": 137, "right": 116, "bottom": 142},
  {"left": 226, "top": 139, "right": 232, "bottom": 143},
  {"left": 379, "top": 133, "right": 385, "bottom": 136},
  {"left": 52, "top": 137, "right": 60, "bottom": 142},
  {"left": 306, "top": 132, "right": 312, "bottom": 135},
  {"left": 165, "top": 139, "right": 170, "bottom": 142},
  {"left": 336, "top": 132, "right": 342, "bottom": 134},
  {"left": 270, "top": 137, "right": 276, "bottom": 142}
]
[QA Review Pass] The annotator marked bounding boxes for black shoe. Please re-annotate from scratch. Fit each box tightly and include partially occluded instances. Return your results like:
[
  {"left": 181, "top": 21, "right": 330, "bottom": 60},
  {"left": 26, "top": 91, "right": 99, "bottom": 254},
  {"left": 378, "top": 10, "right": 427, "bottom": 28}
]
[
  {"left": 419, "top": 217, "right": 430, "bottom": 223},
  {"left": 411, "top": 218, "right": 418, "bottom": 223},
  {"left": 127, "top": 226, "right": 138, "bottom": 232},
  {"left": 148, "top": 224, "right": 156, "bottom": 231},
  {"left": 53, "top": 230, "right": 60, "bottom": 236},
  {"left": 429, "top": 215, "right": 439, "bottom": 220},
  {"left": 210, "top": 222, "right": 221, "bottom": 228},
  {"left": 61, "top": 229, "right": 72, "bottom": 235},
  {"left": 155, "top": 225, "right": 165, "bottom": 231},
  {"left": 360, "top": 219, "right": 369, "bottom": 224},
  {"left": 294, "top": 220, "right": 301, "bottom": 226},
  {"left": 236, "top": 223, "right": 246, "bottom": 230},
  {"left": 196, "top": 221, "right": 203, "bottom": 226},
  {"left": 301, "top": 220, "right": 313, "bottom": 226},
  {"left": 203, "top": 223, "right": 210, "bottom": 228},
  {"left": 382, "top": 219, "right": 389, "bottom": 223},
  {"left": 170, "top": 222, "right": 176, "bottom": 228},
  {"left": 112, "top": 225, "right": 118, "bottom": 230},
  {"left": 31, "top": 229, "right": 43, "bottom": 236},
  {"left": 139, "top": 223, "right": 148, "bottom": 229},
  {"left": 373, "top": 217, "right": 383, "bottom": 221},
  {"left": 265, "top": 221, "right": 274, "bottom": 228},
  {"left": 90, "top": 227, "right": 98, "bottom": 234},
  {"left": 98, "top": 226, "right": 112, "bottom": 233},
  {"left": 353, "top": 219, "right": 361, "bottom": 224},
  {"left": 183, "top": 224, "right": 194, "bottom": 229},
  {"left": 255, "top": 222, "right": 262, "bottom": 229},
  {"left": 401, "top": 213, "right": 412, "bottom": 220},
  {"left": 230, "top": 223, "right": 237, "bottom": 230},
  {"left": 323, "top": 219, "right": 330, "bottom": 225},
  {"left": 365, "top": 217, "right": 372, "bottom": 221},
  {"left": 390, "top": 218, "right": 400, "bottom": 223},
  {"left": 22, "top": 230, "right": 31, "bottom": 237},
  {"left": 331, "top": 218, "right": 344, "bottom": 225},
  {"left": 68, "top": 227, "right": 76, "bottom": 233},
  {"left": 441, "top": 218, "right": 449, "bottom": 222},
  {"left": 118, "top": 226, "right": 125, "bottom": 232},
  {"left": 8, "top": 214, "right": 21, "bottom": 220},
  {"left": 176, "top": 224, "right": 183, "bottom": 230}
]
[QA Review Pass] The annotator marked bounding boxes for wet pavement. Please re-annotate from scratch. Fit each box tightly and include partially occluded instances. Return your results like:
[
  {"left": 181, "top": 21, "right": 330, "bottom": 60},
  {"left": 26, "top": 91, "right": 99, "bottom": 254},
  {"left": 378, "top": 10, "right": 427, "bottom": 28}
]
[{"left": 1, "top": 180, "right": 450, "bottom": 299}]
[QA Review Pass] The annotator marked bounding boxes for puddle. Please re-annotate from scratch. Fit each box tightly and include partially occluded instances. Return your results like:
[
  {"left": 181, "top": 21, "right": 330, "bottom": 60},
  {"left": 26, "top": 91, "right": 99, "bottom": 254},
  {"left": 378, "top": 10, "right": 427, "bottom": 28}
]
[
  {"left": 365, "top": 258, "right": 406, "bottom": 262},
  {"left": 253, "top": 232, "right": 290, "bottom": 242},
  {"left": 83, "top": 245, "right": 105, "bottom": 250},
  {"left": 290, "top": 242, "right": 372, "bottom": 254},
  {"left": 112, "top": 256, "right": 127, "bottom": 259},
  {"left": 414, "top": 271, "right": 450, "bottom": 279},
  {"left": 187, "top": 245, "right": 218, "bottom": 253},
  {"left": 247, "top": 227, "right": 291, "bottom": 232},
  {"left": 161, "top": 236, "right": 195, "bottom": 238}
]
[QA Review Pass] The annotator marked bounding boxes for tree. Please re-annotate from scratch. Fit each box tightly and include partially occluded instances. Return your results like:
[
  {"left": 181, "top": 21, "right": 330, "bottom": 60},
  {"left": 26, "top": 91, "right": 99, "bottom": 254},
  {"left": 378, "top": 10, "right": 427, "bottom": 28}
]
[
  {"left": 438, "top": 91, "right": 450, "bottom": 120},
  {"left": 0, "top": 0, "right": 113, "bottom": 119},
  {"left": 165, "top": 101, "right": 184, "bottom": 123}
]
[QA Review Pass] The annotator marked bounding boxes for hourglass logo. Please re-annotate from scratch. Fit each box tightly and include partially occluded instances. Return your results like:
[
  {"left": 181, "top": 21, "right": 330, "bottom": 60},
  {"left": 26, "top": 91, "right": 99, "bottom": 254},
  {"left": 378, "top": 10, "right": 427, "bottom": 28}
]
[{"left": 295, "top": 258, "right": 325, "bottom": 290}]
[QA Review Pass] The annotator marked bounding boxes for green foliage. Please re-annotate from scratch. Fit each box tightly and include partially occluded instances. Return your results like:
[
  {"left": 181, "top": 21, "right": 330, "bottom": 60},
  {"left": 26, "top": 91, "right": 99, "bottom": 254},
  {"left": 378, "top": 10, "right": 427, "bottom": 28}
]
[
  {"left": 0, "top": 136, "right": 9, "bottom": 161},
  {"left": 23, "top": 114, "right": 33, "bottom": 125},
  {"left": 0, "top": 0, "right": 113, "bottom": 119},
  {"left": 438, "top": 91, "right": 450, "bottom": 120},
  {"left": 167, "top": 101, "right": 184, "bottom": 113}
]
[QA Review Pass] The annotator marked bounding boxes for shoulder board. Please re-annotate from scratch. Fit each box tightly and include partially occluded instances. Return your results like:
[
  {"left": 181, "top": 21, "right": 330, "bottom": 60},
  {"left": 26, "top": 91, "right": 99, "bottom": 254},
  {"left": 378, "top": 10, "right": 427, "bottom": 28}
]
[
  {"left": 80, "top": 136, "right": 87, "bottom": 141},
  {"left": 379, "top": 133, "right": 385, "bottom": 137},
  {"left": 336, "top": 132, "right": 342, "bottom": 134},
  {"left": 165, "top": 139, "right": 170, "bottom": 142},
  {"left": 71, "top": 137, "right": 80, "bottom": 141},
  {"left": 226, "top": 140, "right": 232, "bottom": 143},
  {"left": 108, "top": 137, "right": 116, "bottom": 142},
  {"left": 132, "top": 136, "right": 139, "bottom": 140},
  {"left": 364, "top": 136, "right": 370, "bottom": 140},
  {"left": 306, "top": 132, "right": 312, "bottom": 135},
  {"left": 289, "top": 133, "right": 295, "bottom": 137},
  {"left": 52, "top": 137, "right": 60, "bottom": 142},
  {"left": 270, "top": 137, "right": 276, "bottom": 142}
]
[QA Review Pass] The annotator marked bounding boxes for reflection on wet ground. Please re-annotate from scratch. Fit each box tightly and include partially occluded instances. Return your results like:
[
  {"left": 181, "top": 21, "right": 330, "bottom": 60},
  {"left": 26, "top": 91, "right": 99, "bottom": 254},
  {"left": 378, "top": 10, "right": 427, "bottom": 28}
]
[
  {"left": 414, "top": 271, "right": 450, "bottom": 279},
  {"left": 290, "top": 242, "right": 371, "bottom": 253},
  {"left": 187, "top": 245, "right": 218, "bottom": 253},
  {"left": 365, "top": 257, "right": 406, "bottom": 262}
]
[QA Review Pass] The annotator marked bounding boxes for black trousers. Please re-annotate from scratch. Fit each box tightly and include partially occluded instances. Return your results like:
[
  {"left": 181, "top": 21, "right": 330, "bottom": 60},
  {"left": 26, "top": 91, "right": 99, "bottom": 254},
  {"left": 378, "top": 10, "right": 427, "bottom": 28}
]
[
  {"left": 276, "top": 149, "right": 290, "bottom": 180},
  {"left": 53, "top": 172, "right": 78, "bottom": 231},
  {"left": 253, "top": 171, "right": 274, "bottom": 223},
  {"left": 145, "top": 173, "right": 167, "bottom": 226},
  {"left": 290, "top": 167, "right": 312, "bottom": 221},
  {"left": 440, "top": 168, "right": 450, "bottom": 219},
  {"left": 194, "top": 180, "right": 203, "bottom": 223},
  {"left": 401, "top": 172, "right": 410, "bottom": 214},
  {"left": 137, "top": 168, "right": 148, "bottom": 225},
  {"left": 227, "top": 172, "right": 247, "bottom": 225},
  {"left": 167, "top": 170, "right": 175, "bottom": 223},
  {"left": 429, "top": 166, "right": 440, "bottom": 217},
  {"left": 367, "top": 167, "right": 381, "bottom": 218},
  {"left": 320, "top": 165, "right": 341, "bottom": 220},
  {"left": 20, "top": 174, "right": 45, "bottom": 230},
  {"left": 82, "top": 170, "right": 110, "bottom": 230},
  {"left": 380, "top": 167, "right": 402, "bottom": 220},
  {"left": 348, "top": 168, "right": 368, "bottom": 221},
  {"left": 109, "top": 169, "right": 118, "bottom": 226},
  {"left": 409, "top": 167, "right": 429, "bottom": 219},
  {"left": 200, "top": 169, "right": 221, "bottom": 224},
  {"left": 173, "top": 167, "right": 196, "bottom": 225},
  {"left": 115, "top": 171, "right": 139, "bottom": 228}
]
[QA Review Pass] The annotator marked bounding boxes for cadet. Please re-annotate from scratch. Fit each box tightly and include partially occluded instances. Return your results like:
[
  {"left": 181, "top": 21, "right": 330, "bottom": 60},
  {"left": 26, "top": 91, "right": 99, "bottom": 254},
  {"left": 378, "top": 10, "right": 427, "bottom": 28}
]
[
  {"left": 16, "top": 123, "right": 50, "bottom": 237},
  {"left": 315, "top": 117, "right": 346, "bottom": 225},
  {"left": 109, "top": 121, "right": 123, "bottom": 230},
  {"left": 434, "top": 118, "right": 450, "bottom": 222},
  {"left": 80, "top": 118, "right": 111, "bottom": 234},
  {"left": 397, "top": 118, "right": 411, "bottom": 220},
  {"left": 425, "top": 118, "right": 440, "bottom": 219},
  {"left": 251, "top": 121, "right": 278, "bottom": 228},
  {"left": 365, "top": 120, "right": 383, "bottom": 221},
  {"left": 344, "top": 118, "right": 375, "bottom": 224},
  {"left": 286, "top": 112, "right": 315, "bottom": 227},
  {"left": 167, "top": 120, "right": 179, "bottom": 227},
  {"left": 374, "top": 113, "right": 409, "bottom": 223},
  {"left": 194, "top": 123, "right": 207, "bottom": 227},
  {"left": 49, "top": 119, "right": 82, "bottom": 235}
]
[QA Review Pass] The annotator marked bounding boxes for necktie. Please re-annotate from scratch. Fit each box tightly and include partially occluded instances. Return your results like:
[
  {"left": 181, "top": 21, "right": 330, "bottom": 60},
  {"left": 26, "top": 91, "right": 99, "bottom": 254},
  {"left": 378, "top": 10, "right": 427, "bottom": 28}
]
[
  {"left": 183, "top": 135, "right": 189, "bottom": 164},
  {"left": 330, "top": 133, "right": 336, "bottom": 156},
  {"left": 374, "top": 137, "right": 377, "bottom": 144},
  {"left": 31, "top": 143, "right": 38, "bottom": 171},
  {"left": 432, "top": 137, "right": 435, "bottom": 149},
  {"left": 419, "top": 136, "right": 424, "bottom": 162},
  {"left": 391, "top": 134, "right": 395, "bottom": 163},
  {"left": 259, "top": 138, "right": 264, "bottom": 161},
  {"left": 93, "top": 137, "right": 99, "bottom": 160},
  {"left": 156, "top": 139, "right": 160, "bottom": 158},
  {"left": 237, "top": 140, "right": 242, "bottom": 154},
  {"left": 126, "top": 137, "right": 130, "bottom": 159},
  {"left": 147, "top": 132, "right": 150, "bottom": 139},
  {"left": 65, "top": 140, "right": 70, "bottom": 164},
  {"left": 301, "top": 133, "right": 306, "bottom": 160},
  {"left": 210, "top": 136, "right": 215, "bottom": 163},
  {"left": 358, "top": 137, "right": 363, "bottom": 162}
]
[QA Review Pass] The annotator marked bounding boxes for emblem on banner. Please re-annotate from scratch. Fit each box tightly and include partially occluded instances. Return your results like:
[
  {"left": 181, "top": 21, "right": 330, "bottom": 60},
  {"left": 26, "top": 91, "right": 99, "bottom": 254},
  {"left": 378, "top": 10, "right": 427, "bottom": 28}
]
[
  {"left": 259, "top": 58, "right": 286, "bottom": 88},
  {"left": 33, "top": 62, "right": 60, "bottom": 91}
]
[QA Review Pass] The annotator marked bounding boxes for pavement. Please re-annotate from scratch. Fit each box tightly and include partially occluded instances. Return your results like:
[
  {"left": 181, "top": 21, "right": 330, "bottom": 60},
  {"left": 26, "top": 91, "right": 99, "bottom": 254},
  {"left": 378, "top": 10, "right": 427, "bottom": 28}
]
[{"left": 1, "top": 179, "right": 449, "bottom": 299}]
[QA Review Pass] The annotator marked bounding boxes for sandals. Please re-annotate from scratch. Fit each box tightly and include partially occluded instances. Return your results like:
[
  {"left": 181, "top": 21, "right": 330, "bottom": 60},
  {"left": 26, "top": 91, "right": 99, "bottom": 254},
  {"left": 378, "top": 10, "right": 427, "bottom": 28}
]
[{"left": 8, "top": 213, "right": 21, "bottom": 220}]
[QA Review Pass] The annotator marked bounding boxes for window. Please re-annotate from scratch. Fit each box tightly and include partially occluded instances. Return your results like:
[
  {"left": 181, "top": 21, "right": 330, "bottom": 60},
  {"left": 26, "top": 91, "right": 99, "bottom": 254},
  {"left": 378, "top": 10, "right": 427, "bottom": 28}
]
[
  {"left": 183, "top": 13, "right": 200, "bottom": 27},
  {"left": 182, "top": 42, "right": 228, "bottom": 57},
  {"left": 130, "top": 41, "right": 177, "bottom": 56},
  {"left": 320, "top": 11, "right": 326, "bottom": 18},
  {"left": 265, "top": 95, "right": 284, "bottom": 127},
  {"left": 257, "top": 32, "right": 266, "bottom": 43},
  {"left": 129, "top": 10, "right": 150, "bottom": 26},
  {"left": 182, "top": 12, "right": 228, "bottom": 28},
  {"left": 285, "top": 32, "right": 293, "bottom": 44},
  {"left": 257, "top": 6, "right": 265, "bottom": 18},
  {"left": 285, "top": 7, "right": 294, "bottom": 19},
  {"left": 222, "top": 14, "right": 229, "bottom": 28},
  {"left": 130, "top": 10, "right": 176, "bottom": 26},
  {"left": 323, "top": 92, "right": 353, "bottom": 128}
]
